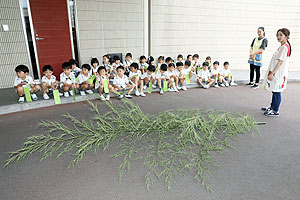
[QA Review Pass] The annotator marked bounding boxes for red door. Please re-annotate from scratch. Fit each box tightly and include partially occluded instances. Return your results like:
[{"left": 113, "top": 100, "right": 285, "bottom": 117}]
[{"left": 29, "top": 0, "right": 73, "bottom": 79}]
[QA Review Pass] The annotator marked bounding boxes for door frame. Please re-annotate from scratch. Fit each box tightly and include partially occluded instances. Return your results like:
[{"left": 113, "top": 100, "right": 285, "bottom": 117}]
[{"left": 67, "top": 0, "right": 75, "bottom": 59}]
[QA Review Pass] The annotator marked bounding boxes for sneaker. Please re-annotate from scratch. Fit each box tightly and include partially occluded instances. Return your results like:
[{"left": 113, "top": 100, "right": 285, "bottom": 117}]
[
  {"left": 43, "top": 93, "right": 50, "bottom": 100},
  {"left": 18, "top": 96, "right": 25, "bottom": 103},
  {"left": 125, "top": 94, "right": 133, "bottom": 98},
  {"left": 177, "top": 86, "right": 182, "bottom": 90},
  {"left": 169, "top": 88, "right": 176, "bottom": 92},
  {"left": 264, "top": 110, "right": 279, "bottom": 117},
  {"left": 59, "top": 92, "right": 63, "bottom": 96},
  {"left": 119, "top": 94, "right": 124, "bottom": 99},
  {"left": 246, "top": 82, "right": 254, "bottom": 86},
  {"left": 31, "top": 93, "right": 38, "bottom": 101},
  {"left": 261, "top": 107, "right": 271, "bottom": 112},
  {"left": 80, "top": 91, "right": 86, "bottom": 96},
  {"left": 99, "top": 95, "right": 105, "bottom": 101},
  {"left": 230, "top": 82, "right": 238, "bottom": 86},
  {"left": 106, "top": 95, "right": 110, "bottom": 101},
  {"left": 152, "top": 85, "right": 157, "bottom": 89},
  {"left": 140, "top": 92, "right": 146, "bottom": 97},
  {"left": 220, "top": 83, "right": 225, "bottom": 87},
  {"left": 64, "top": 92, "right": 69, "bottom": 97},
  {"left": 160, "top": 88, "right": 164, "bottom": 95},
  {"left": 214, "top": 83, "right": 220, "bottom": 88},
  {"left": 69, "top": 90, "right": 73, "bottom": 96},
  {"left": 251, "top": 84, "right": 259, "bottom": 89},
  {"left": 182, "top": 86, "right": 187, "bottom": 91},
  {"left": 86, "top": 89, "right": 93, "bottom": 94},
  {"left": 224, "top": 82, "right": 229, "bottom": 87},
  {"left": 203, "top": 85, "right": 210, "bottom": 89},
  {"left": 135, "top": 90, "right": 140, "bottom": 96},
  {"left": 143, "top": 85, "right": 147, "bottom": 90}
]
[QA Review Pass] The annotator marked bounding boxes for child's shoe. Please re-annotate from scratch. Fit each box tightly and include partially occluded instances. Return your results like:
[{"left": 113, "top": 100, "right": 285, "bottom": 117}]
[
  {"left": 125, "top": 94, "right": 133, "bottom": 98},
  {"left": 143, "top": 85, "right": 147, "bottom": 90},
  {"left": 99, "top": 95, "right": 105, "bottom": 101},
  {"left": 214, "top": 83, "right": 220, "bottom": 88},
  {"left": 160, "top": 88, "right": 164, "bottom": 95},
  {"left": 135, "top": 90, "right": 140, "bottom": 96},
  {"left": 182, "top": 86, "right": 187, "bottom": 91},
  {"left": 80, "top": 91, "right": 86, "bottom": 96},
  {"left": 230, "top": 82, "right": 238, "bottom": 86},
  {"left": 43, "top": 93, "right": 50, "bottom": 100},
  {"left": 261, "top": 107, "right": 271, "bottom": 112},
  {"left": 246, "top": 82, "right": 254, "bottom": 86},
  {"left": 18, "top": 96, "right": 25, "bottom": 103},
  {"left": 251, "top": 84, "right": 259, "bottom": 89},
  {"left": 220, "top": 83, "right": 225, "bottom": 87},
  {"left": 119, "top": 95, "right": 124, "bottom": 99},
  {"left": 31, "top": 93, "right": 38, "bottom": 100},
  {"left": 224, "top": 81, "right": 229, "bottom": 87},
  {"left": 264, "top": 110, "right": 279, "bottom": 117},
  {"left": 69, "top": 90, "right": 73, "bottom": 96},
  {"left": 59, "top": 92, "right": 63, "bottom": 96},
  {"left": 203, "top": 85, "right": 210, "bottom": 89},
  {"left": 64, "top": 92, "right": 69, "bottom": 97},
  {"left": 169, "top": 87, "right": 176, "bottom": 92},
  {"left": 152, "top": 85, "right": 157, "bottom": 89},
  {"left": 177, "top": 86, "right": 182, "bottom": 90},
  {"left": 86, "top": 89, "right": 93, "bottom": 94},
  {"left": 105, "top": 95, "right": 110, "bottom": 101},
  {"left": 140, "top": 92, "right": 146, "bottom": 97}
]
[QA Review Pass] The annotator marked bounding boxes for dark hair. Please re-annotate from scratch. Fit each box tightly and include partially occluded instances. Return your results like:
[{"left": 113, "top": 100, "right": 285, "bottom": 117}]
[
  {"left": 206, "top": 56, "right": 211, "bottom": 60},
  {"left": 158, "top": 56, "right": 165, "bottom": 61},
  {"left": 165, "top": 57, "right": 173, "bottom": 63},
  {"left": 81, "top": 64, "right": 91, "bottom": 71},
  {"left": 125, "top": 52, "right": 132, "bottom": 58},
  {"left": 213, "top": 61, "right": 220, "bottom": 65},
  {"left": 113, "top": 55, "right": 120, "bottom": 61},
  {"left": 147, "top": 56, "right": 154, "bottom": 64},
  {"left": 116, "top": 66, "right": 125, "bottom": 71},
  {"left": 97, "top": 66, "right": 106, "bottom": 73},
  {"left": 91, "top": 57, "right": 99, "bottom": 65},
  {"left": 185, "top": 60, "right": 191, "bottom": 66},
  {"left": 130, "top": 62, "right": 139, "bottom": 69},
  {"left": 192, "top": 54, "right": 199, "bottom": 59},
  {"left": 42, "top": 65, "right": 53, "bottom": 72},
  {"left": 202, "top": 62, "right": 209, "bottom": 67},
  {"left": 187, "top": 54, "right": 192, "bottom": 59},
  {"left": 168, "top": 63, "right": 175, "bottom": 68},
  {"left": 69, "top": 58, "right": 77, "bottom": 65},
  {"left": 224, "top": 61, "right": 229, "bottom": 66},
  {"left": 176, "top": 62, "right": 183, "bottom": 67},
  {"left": 140, "top": 55, "right": 146, "bottom": 61},
  {"left": 62, "top": 62, "right": 72, "bottom": 69},
  {"left": 258, "top": 27, "right": 265, "bottom": 36},
  {"left": 15, "top": 64, "right": 29, "bottom": 73},
  {"left": 277, "top": 28, "right": 292, "bottom": 56},
  {"left": 160, "top": 64, "right": 168, "bottom": 71},
  {"left": 103, "top": 54, "right": 110, "bottom": 59},
  {"left": 177, "top": 54, "right": 183, "bottom": 59},
  {"left": 147, "top": 65, "right": 156, "bottom": 72}
]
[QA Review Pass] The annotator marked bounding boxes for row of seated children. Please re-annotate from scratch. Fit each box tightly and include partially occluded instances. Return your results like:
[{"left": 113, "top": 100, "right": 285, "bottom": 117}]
[{"left": 13, "top": 53, "right": 237, "bottom": 103}]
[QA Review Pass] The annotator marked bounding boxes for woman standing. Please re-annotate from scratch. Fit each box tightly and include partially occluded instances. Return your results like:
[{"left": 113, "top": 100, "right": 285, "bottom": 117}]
[
  {"left": 262, "top": 28, "right": 291, "bottom": 116},
  {"left": 248, "top": 27, "right": 268, "bottom": 89}
]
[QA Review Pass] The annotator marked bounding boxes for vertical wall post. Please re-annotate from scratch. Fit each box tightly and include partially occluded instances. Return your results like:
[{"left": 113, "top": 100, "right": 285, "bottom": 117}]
[{"left": 143, "top": 0, "right": 149, "bottom": 57}]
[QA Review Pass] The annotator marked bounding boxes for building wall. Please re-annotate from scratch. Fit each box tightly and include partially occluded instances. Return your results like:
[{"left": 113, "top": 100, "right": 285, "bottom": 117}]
[
  {"left": 0, "top": 0, "right": 31, "bottom": 89},
  {"left": 75, "top": 0, "right": 144, "bottom": 64},
  {"left": 151, "top": 0, "right": 300, "bottom": 71}
]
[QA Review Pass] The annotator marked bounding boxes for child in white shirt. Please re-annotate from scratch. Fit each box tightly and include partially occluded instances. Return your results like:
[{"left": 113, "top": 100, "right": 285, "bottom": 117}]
[
  {"left": 41, "top": 65, "right": 61, "bottom": 100},
  {"left": 167, "top": 63, "right": 178, "bottom": 92},
  {"left": 60, "top": 62, "right": 79, "bottom": 97},
  {"left": 211, "top": 61, "right": 223, "bottom": 88},
  {"left": 96, "top": 66, "right": 114, "bottom": 101},
  {"left": 112, "top": 66, "right": 134, "bottom": 99},
  {"left": 69, "top": 58, "right": 81, "bottom": 77},
  {"left": 221, "top": 62, "right": 238, "bottom": 86},
  {"left": 156, "top": 64, "right": 170, "bottom": 95},
  {"left": 139, "top": 55, "right": 149, "bottom": 74},
  {"left": 129, "top": 62, "right": 145, "bottom": 97},
  {"left": 157, "top": 56, "right": 165, "bottom": 69},
  {"left": 140, "top": 64, "right": 156, "bottom": 90},
  {"left": 123, "top": 52, "right": 133, "bottom": 76},
  {"left": 90, "top": 57, "right": 99, "bottom": 76},
  {"left": 183, "top": 60, "right": 193, "bottom": 83},
  {"left": 175, "top": 62, "right": 187, "bottom": 91},
  {"left": 192, "top": 54, "right": 201, "bottom": 74},
  {"left": 77, "top": 64, "right": 94, "bottom": 96},
  {"left": 14, "top": 65, "right": 40, "bottom": 103},
  {"left": 197, "top": 62, "right": 215, "bottom": 89},
  {"left": 102, "top": 54, "right": 113, "bottom": 79},
  {"left": 176, "top": 54, "right": 184, "bottom": 64},
  {"left": 111, "top": 55, "right": 123, "bottom": 75}
]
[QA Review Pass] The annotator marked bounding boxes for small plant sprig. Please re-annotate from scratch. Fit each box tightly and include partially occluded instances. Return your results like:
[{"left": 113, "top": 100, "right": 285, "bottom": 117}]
[{"left": 3, "top": 100, "right": 263, "bottom": 192}]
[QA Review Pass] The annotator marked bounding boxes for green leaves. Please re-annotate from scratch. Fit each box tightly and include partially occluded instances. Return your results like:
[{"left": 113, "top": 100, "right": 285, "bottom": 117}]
[{"left": 3, "top": 100, "right": 261, "bottom": 192}]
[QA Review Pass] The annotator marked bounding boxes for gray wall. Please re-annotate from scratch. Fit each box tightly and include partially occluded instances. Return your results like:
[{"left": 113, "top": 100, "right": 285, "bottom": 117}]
[
  {"left": 0, "top": 0, "right": 31, "bottom": 89},
  {"left": 75, "top": 0, "right": 145, "bottom": 64}
]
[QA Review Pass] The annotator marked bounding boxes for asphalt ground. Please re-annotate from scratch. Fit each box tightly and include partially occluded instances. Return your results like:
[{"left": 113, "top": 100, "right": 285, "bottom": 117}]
[{"left": 1, "top": 83, "right": 300, "bottom": 200}]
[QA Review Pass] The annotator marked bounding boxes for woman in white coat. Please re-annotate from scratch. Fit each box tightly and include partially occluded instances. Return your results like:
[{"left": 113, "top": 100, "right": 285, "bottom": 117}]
[{"left": 262, "top": 28, "right": 292, "bottom": 116}]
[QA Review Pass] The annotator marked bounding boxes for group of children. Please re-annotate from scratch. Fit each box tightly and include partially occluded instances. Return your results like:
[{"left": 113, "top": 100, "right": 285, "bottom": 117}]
[{"left": 14, "top": 53, "right": 238, "bottom": 103}]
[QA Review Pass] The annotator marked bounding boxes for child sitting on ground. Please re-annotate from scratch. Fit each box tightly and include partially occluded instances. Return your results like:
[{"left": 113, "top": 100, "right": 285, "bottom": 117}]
[
  {"left": 112, "top": 66, "right": 134, "bottom": 99},
  {"left": 156, "top": 63, "right": 169, "bottom": 95},
  {"left": 60, "top": 62, "right": 79, "bottom": 97},
  {"left": 14, "top": 64, "right": 40, "bottom": 103},
  {"left": 112, "top": 55, "right": 123, "bottom": 74},
  {"left": 69, "top": 58, "right": 81, "bottom": 77},
  {"left": 197, "top": 62, "right": 215, "bottom": 89},
  {"left": 205, "top": 56, "right": 213, "bottom": 71},
  {"left": 211, "top": 61, "right": 221, "bottom": 88},
  {"left": 157, "top": 56, "right": 165, "bottom": 69},
  {"left": 123, "top": 52, "right": 133, "bottom": 76},
  {"left": 165, "top": 57, "right": 173, "bottom": 66},
  {"left": 176, "top": 54, "right": 184, "bottom": 64},
  {"left": 96, "top": 66, "right": 114, "bottom": 101},
  {"left": 77, "top": 64, "right": 94, "bottom": 96},
  {"left": 167, "top": 63, "right": 178, "bottom": 92},
  {"left": 147, "top": 56, "right": 156, "bottom": 68},
  {"left": 90, "top": 57, "right": 99, "bottom": 76},
  {"left": 192, "top": 54, "right": 201, "bottom": 74},
  {"left": 183, "top": 60, "right": 193, "bottom": 83},
  {"left": 221, "top": 62, "right": 238, "bottom": 86},
  {"left": 129, "top": 62, "right": 145, "bottom": 97},
  {"left": 139, "top": 55, "right": 148, "bottom": 74},
  {"left": 141, "top": 64, "right": 156, "bottom": 90},
  {"left": 41, "top": 65, "right": 61, "bottom": 100},
  {"left": 175, "top": 62, "right": 187, "bottom": 91}
]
